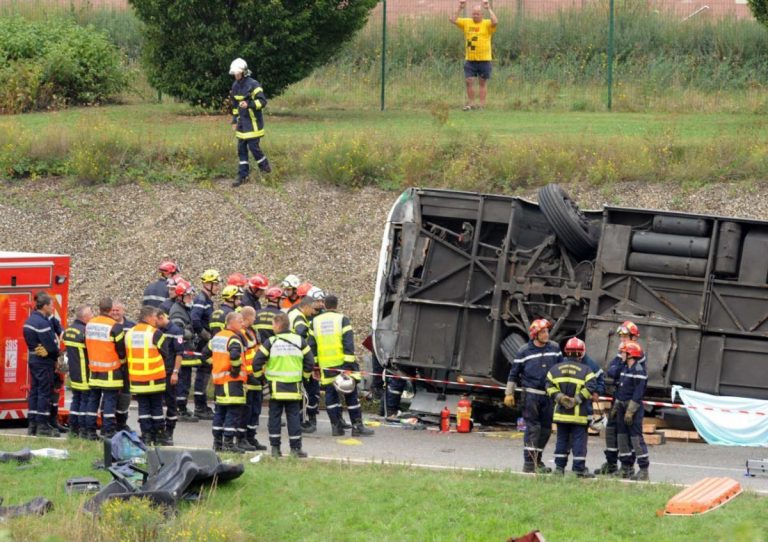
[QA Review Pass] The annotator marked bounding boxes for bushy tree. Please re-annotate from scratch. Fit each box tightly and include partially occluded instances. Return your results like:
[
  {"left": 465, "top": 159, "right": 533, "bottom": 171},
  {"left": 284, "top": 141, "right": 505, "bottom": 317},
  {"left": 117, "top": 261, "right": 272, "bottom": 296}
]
[
  {"left": 129, "top": 0, "right": 378, "bottom": 107},
  {"left": 749, "top": 0, "right": 768, "bottom": 25}
]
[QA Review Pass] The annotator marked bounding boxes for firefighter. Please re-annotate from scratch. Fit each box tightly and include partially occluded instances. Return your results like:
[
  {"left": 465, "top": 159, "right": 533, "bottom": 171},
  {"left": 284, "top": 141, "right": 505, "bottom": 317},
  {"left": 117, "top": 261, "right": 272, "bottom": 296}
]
[
  {"left": 610, "top": 340, "right": 650, "bottom": 481},
  {"left": 504, "top": 318, "right": 562, "bottom": 473},
  {"left": 229, "top": 57, "right": 271, "bottom": 187},
  {"left": 63, "top": 304, "right": 93, "bottom": 439},
  {"left": 125, "top": 306, "right": 169, "bottom": 445},
  {"left": 110, "top": 300, "right": 135, "bottom": 432},
  {"left": 546, "top": 338, "right": 597, "bottom": 477},
  {"left": 85, "top": 298, "right": 127, "bottom": 439},
  {"left": 47, "top": 314, "right": 69, "bottom": 435},
  {"left": 210, "top": 285, "right": 242, "bottom": 333},
  {"left": 22, "top": 291, "right": 61, "bottom": 438},
  {"left": 254, "top": 287, "right": 283, "bottom": 344},
  {"left": 159, "top": 276, "right": 182, "bottom": 316},
  {"left": 288, "top": 297, "right": 319, "bottom": 433},
  {"left": 143, "top": 260, "right": 179, "bottom": 308},
  {"left": 203, "top": 311, "right": 248, "bottom": 453},
  {"left": 157, "top": 309, "right": 183, "bottom": 445},
  {"left": 241, "top": 274, "right": 268, "bottom": 311},
  {"left": 253, "top": 312, "right": 314, "bottom": 458},
  {"left": 226, "top": 272, "right": 248, "bottom": 290},
  {"left": 595, "top": 320, "right": 645, "bottom": 476},
  {"left": 190, "top": 269, "right": 222, "bottom": 420},
  {"left": 169, "top": 279, "right": 201, "bottom": 422},
  {"left": 238, "top": 306, "right": 267, "bottom": 451},
  {"left": 312, "top": 295, "right": 374, "bottom": 437},
  {"left": 279, "top": 274, "right": 301, "bottom": 311}
]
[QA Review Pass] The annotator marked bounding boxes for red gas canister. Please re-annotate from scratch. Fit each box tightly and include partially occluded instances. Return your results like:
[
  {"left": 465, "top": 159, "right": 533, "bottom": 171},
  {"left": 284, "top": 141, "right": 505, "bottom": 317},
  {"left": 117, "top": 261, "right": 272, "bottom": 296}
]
[
  {"left": 456, "top": 395, "right": 472, "bottom": 433},
  {"left": 440, "top": 406, "right": 451, "bottom": 433}
]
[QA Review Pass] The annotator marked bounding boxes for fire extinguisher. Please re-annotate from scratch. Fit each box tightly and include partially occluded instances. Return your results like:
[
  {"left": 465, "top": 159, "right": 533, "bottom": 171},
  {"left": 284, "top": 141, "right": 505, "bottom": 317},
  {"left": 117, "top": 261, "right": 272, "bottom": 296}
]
[
  {"left": 440, "top": 406, "right": 451, "bottom": 433},
  {"left": 456, "top": 395, "right": 472, "bottom": 433}
]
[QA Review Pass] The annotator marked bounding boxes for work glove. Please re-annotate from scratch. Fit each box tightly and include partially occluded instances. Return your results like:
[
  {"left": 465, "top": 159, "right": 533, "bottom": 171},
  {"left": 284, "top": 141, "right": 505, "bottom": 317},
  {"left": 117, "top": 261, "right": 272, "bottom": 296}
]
[
  {"left": 33, "top": 345, "right": 48, "bottom": 357},
  {"left": 229, "top": 365, "right": 241, "bottom": 378},
  {"left": 199, "top": 329, "right": 212, "bottom": 342},
  {"left": 624, "top": 399, "right": 641, "bottom": 425},
  {"left": 503, "top": 394, "right": 515, "bottom": 408},
  {"left": 558, "top": 395, "right": 576, "bottom": 409},
  {"left": 609, "top": 401, "right": 620, "bottom": 420}
]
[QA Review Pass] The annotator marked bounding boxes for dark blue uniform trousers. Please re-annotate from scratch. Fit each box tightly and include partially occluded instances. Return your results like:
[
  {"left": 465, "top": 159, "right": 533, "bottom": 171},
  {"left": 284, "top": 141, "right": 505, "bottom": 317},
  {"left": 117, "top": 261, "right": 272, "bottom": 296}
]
[
  {"left": 163, "top": 372, "right": 178, "bottom": 432},
  {"left": 86, "top": 387, "right": 118, "bottom": 435},
  {"left": 603, "top": 403, "right": 620, "bottom": 465},
  {"left": 302, "top": 377, "right": 320, "bottom": 420},
  {"left": 554, "top": 423, "right": 589, "bottom": 472},
  {"left": 177, "top": 364, "right": 211, "bottom": 412},
  {"left": 137, "top": 393, "right": 165, "bottom": 437},
  {"left": 28, "top": 361, "right": 54, "bottom": 425},
  {"left": 616, "top": 402, "right": 649, "bottom": 469},
  {"left": 522, "top": 392, "right": 554, "bottom": 467},
  {"left": 324, "top": 383, "right": 363, "bottom": 426},
  {"left": 268, "top": 400, "right": 302, "bottom": 451},
  {"left": 213, "top": 403, "right": 244, "bottom": 440},
  {"left": 237, "top": 138, "right": 269, "bottom": 178},
  {"left": 240, "top": 389, "right": 263, "bottom": 439},
  {"left": 69, "top": 389, "right": 91, "bottom": 432}
]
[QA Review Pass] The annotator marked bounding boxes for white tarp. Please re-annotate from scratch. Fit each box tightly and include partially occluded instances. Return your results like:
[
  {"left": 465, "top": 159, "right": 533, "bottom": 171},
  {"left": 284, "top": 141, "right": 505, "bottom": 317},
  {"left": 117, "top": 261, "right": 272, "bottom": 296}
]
[{"left": 672, "top": 385, "right": 768, "bottom": 447}]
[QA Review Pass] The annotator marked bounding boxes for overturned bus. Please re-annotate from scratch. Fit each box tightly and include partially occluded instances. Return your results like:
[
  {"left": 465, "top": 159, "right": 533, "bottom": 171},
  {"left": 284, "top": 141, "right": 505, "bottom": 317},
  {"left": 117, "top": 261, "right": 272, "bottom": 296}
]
[{"left": 372, "top": 185, "right": 768, "bottom": 408}]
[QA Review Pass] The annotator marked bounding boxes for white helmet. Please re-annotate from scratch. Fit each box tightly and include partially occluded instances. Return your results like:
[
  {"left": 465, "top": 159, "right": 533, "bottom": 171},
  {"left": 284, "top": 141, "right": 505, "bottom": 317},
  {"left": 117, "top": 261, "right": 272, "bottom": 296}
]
[
  {"left": 281, "top": 274, "right": 301, "bottom": 289},
  {"left": 307, "top": 286, "right": 326, "bottom": 301},
  {"left": 229, "top": 58, "right": 248, "bottom": 76},
  {"left": 333, "top": 373, "right": 356, "bottom": 395},
  {"left": 590, "top": 414, "right": 606, "bottom": 432}
]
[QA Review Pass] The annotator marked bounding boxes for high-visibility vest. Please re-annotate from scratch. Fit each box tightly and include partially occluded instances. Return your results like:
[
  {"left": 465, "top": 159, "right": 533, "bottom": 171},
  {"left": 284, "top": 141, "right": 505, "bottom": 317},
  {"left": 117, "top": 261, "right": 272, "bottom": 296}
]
[
  {"left": 126, "top": 323, "right": 166, "bottom": 394},
  {"left": 211, "top": 330, "right": 246, "bottom": 386},
  {"left": 312, "top": 311, "right": 356, "bottom": 385},
  {"left": 86, "top": 315, "right": 124, "bottom": 388},
  {"left": 262, "top": 333, "right": 306, "bottom": 400},
  {"left": 63, "top": 323, "right": 89, "bottom": 391},
  {"left": 241, "top": 328, "right": 262, "bottom": 391}
]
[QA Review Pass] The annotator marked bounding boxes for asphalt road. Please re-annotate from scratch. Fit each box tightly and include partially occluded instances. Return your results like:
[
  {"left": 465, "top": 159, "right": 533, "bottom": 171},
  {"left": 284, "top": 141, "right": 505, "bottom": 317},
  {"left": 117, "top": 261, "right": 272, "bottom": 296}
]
[{"left": 5, "top": 411, "right": 765, "bottom": 493}]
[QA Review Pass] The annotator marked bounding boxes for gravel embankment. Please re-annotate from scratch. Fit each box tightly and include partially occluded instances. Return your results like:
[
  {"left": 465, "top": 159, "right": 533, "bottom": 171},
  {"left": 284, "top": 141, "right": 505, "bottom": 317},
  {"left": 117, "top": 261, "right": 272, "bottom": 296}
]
[{"left": 2, "top": 178, "right": 767, "bottom": 340}]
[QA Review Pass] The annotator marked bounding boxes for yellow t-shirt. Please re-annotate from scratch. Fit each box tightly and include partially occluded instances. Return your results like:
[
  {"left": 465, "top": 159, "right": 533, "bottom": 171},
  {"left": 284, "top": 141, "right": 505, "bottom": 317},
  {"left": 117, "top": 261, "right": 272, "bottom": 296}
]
[{"left": 455, "top": 18, "right": 496, "bottom": 61}]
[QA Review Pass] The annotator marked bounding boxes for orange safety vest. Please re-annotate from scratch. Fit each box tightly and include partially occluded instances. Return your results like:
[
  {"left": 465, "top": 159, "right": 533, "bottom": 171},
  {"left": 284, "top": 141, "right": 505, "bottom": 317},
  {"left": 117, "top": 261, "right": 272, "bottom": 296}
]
[
  {"left": 86, "top": 315, "right": 122, "bottom": 373},
  {"left": 279, "top": 296, "right": 299, "bottom": 311},
  {"left": 211, "top": 330, "right": 246, "bottom": 385},
  {"left": 126, "top": 323, "right": 166, "bottom": 394}
]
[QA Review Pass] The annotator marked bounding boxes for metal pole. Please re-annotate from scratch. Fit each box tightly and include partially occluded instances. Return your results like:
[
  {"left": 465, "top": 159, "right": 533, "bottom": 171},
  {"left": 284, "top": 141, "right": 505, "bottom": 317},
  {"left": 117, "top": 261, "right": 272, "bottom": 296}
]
[
  {"left": 606, "top": 0, "right": 615, "bottom": 111},
  {"left": 380, "top": 0, "right": 387, "bottom": 111}
]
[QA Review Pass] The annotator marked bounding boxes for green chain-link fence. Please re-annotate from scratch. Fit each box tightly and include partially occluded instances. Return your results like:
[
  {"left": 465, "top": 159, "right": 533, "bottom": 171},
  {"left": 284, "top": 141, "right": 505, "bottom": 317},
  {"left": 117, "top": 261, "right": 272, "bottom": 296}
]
[{"left": 3, "top": 0, "right": 768, "bottom": 112}]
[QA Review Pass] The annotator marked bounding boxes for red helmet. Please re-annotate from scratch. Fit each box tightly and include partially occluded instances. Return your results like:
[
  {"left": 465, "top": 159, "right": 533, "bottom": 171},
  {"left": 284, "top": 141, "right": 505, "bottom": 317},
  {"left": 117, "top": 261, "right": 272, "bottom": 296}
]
[
  {"left": 619, "top": 340, "right": 643, "bottom": 359},
  {"left": 174, "top": 279, "right": 195, "bottom": 297},
  {"left": 265, "top": 287, "right": 283, "bottom": 301},
  {"left": 564, "top": 337, "right": 586, "bottom": 356},
  {"left": 529, "top": 319, "right": 551, "bottom": 340},
  {"left": 248, "top": 274, "right": 269, "bottom": 290},
  {"left": 296, "top": 282, "right": 313, "bottom": 297},
  {"left": 617, "top": 320, "right": 640, "bottom": 338},
  {"left": 227, "top": 272, "right": 248, "bottom": 287},
  {"left": 158, "top": 261, "right": 177, "bottom": 275}
]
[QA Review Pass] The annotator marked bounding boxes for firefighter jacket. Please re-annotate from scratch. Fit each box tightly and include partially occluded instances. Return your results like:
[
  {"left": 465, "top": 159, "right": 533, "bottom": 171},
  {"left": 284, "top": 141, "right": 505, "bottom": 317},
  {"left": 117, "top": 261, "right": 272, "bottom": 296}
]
[
  {"left": 191, "top": 291, "right": 214, "bottom": 338},
  {"left": 583, "top": 354, "right": 606, "bottom": 396},
  {"left": 240, "top": 290, "right": 262, "bottom": 312},
  {"left": 85, "top": 315, "right": 126, "bottom": 388},
  {"left": 169, "top": 301, "right": 201, "bottom": 367},
  {"left": 253, "top": 333, "right": 314, "bottom": 401},
  {"left": 609, "top": 358, "right": 647, "bottom": 403},
  {"left": 126, "top": 323, "right": 167, "bottom": 394},
  {"left": 508, "top": 340, "right": 563, "bottom": 393},
  {"left": 207, "top": 329, "right": 246, "bottom": 405},
  {"left": 288, "top": 308, "right": 312, "bottom": 341},
  {"left": 240, "top": 327, "right": 263, "bottom": 391},
  {"left": 142, "top": 278, "right": 168, "bottom": 308},
  {"left": 607, "top": 351, "right": 647, "bottom": 390},
  {"left": 159, "top": 297, "right": 175, "bottom": 316},
  {"left": 210, "top": 303, "right": 235, "bottom": 334},
  {"left": 254, "top": 305, "right": 282, "bottom": 344},
  {"left": 311, "top": 310, "right": 358, "bottom": 385},
  {"left": 23, "top": 310, "right": 60, "bottom": 364},
  {"left": 63, "top": 319, "right": 89, "bottom": 391},
  {"left": 159, "top": 320, "right": 184, "bottom": 372},
  {"left": 546, "top": 357, "right": 596, "bottom": 425},
  {"left": 230, "top": 76, "right": 267, "bottom": 140}
]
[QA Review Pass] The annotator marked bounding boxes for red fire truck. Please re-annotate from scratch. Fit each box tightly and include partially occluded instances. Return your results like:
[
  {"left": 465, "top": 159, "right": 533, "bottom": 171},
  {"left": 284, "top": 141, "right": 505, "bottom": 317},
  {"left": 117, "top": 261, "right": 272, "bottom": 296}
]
[{"left": 0, "top": 251, "right": 70, "bottom": 422}]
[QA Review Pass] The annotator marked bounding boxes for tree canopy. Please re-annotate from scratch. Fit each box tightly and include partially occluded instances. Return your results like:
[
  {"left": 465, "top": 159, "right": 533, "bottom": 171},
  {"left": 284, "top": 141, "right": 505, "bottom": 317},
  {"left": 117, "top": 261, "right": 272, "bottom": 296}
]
[{"left": 129, "top": 0, "right": 378, "bottom": 107}]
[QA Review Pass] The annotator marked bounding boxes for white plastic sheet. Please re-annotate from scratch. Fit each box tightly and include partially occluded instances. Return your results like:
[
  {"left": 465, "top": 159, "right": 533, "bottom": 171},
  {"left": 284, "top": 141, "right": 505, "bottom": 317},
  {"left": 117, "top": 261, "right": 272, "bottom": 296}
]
[{"left": 672, "top": 385, "right": 768, "bottom": 447}]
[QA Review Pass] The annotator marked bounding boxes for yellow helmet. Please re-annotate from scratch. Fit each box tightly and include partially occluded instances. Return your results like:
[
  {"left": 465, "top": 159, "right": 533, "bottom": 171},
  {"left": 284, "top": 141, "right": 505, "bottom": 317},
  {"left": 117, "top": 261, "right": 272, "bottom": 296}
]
[
  {"left": 221, "top": 285, "right": 241, "bottom": 301},
  {"left": 200, "top": 269, "right": 221, "bottom": 283}
]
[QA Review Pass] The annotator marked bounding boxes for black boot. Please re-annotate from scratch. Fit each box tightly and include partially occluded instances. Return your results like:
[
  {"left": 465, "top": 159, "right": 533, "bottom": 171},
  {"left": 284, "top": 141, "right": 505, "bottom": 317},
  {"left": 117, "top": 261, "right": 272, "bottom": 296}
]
[
  {"left": 36, "top": 424, "right": 61, "bottom": 438},
  {"left": 258, "top": 159, "right": 271, "bottom": 174},
  {"left": 141, "top": 433, "right": 155, "bottom": 447},
  {"left": 155, "top": 429, "right": 173, "bottom": 446},
  {"left": 575, "top": 469, "right": 596, "bottom": 479},
  {"left": 194, "top": 407, "right": 214, "bottom": 421},
  {"left": 301, "top": 413, "right": 317, "bottom": 434},
  {"left": 341, "top": 419, "right": 352, "bottom": 429},
  {"left": 84, "top": 428, "right": 100, "bottom": 441},
  {"left": 232, "top": 175, "right": 248, "bottom": 187},
  {"left": 178, "top": 409, "right": 199, "bottom": 423},
  {"left": 331, "top": 423, "right": 345, "bottom": 437},
  {"left": 271, "top": 446, "right": 282, "bottom": 458},
  {"left": 630, "top": 468, "right": 649, "bottom": 481},
  {"left": 27, "top": 422, "right": 37, "bottom": 436},
  {"left": 246, "top": 434, "right": 267, "bottom": 451},
  {"left": 290, "top": 448, "right": 308, "bottom": 458},
  {"left": 594, "top": 462, "right": 618, "bottom": 475},
  {"left": 164, "top": 428, "right": 175, "bottom": 446},
  {"left": 213, "top": 435, "right": 223, "bottom": 452},
  {"left": 236, "top": 436, "right": 257, "bottom": 452},
  {"left": 222, "top": 435, "right": 245, "bottom": 454},
  {"left": 69, "top": 424, "right": 80, "bottom": 438},
  {"left": 351, "top": 422, "right": 374, "bottom": 437},
  {"left": 617, "top": 465, "right": 634, "bottom": 479}
]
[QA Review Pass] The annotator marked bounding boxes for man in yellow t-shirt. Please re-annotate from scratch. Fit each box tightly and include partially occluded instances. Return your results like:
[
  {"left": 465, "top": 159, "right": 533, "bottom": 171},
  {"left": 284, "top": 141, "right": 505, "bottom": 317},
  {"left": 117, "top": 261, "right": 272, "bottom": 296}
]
[{"left": 450, "top": 0, "right": 498, "bottom": 110}]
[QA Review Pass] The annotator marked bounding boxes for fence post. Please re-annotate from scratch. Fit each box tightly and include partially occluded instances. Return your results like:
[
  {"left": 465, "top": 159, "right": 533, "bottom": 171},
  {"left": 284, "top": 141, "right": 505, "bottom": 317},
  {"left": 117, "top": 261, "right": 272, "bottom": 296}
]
[
  {"left": 606, "top": 0, "right": 615, "bottom": 111},
  {"left": 380, "top": 0, "right": 387, "bottom": 111}
]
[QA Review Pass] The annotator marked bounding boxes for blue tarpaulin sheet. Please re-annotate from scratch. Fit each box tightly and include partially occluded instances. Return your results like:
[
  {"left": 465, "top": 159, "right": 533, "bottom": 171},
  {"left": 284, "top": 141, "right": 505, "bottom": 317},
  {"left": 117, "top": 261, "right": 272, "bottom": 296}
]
[{"left": 672, "top": 386, "right": 768, "bottom": 447}]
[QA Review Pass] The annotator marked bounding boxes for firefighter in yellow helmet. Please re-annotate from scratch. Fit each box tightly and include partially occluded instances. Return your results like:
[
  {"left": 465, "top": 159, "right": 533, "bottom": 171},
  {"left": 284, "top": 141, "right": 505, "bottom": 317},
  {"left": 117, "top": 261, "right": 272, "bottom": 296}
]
[{"left": 189, "top": 269, "right": 222, "bottom": 420}]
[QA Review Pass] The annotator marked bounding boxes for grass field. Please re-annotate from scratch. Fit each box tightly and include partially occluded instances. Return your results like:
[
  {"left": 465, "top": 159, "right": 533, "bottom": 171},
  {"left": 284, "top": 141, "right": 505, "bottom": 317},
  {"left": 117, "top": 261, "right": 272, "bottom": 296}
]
[{"left": 0, "top": 434, "right": 765, "bottom": 542}]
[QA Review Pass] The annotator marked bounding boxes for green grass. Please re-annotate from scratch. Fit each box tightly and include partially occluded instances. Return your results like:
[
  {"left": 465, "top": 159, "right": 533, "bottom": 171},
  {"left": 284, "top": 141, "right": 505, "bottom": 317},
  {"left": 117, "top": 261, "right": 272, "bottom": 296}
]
[
  {"left": 0, "top": 434, "right": 765, "bottom": 542},
  {"left": 2, "top": 102, "right": 768, "bottom": 189}
]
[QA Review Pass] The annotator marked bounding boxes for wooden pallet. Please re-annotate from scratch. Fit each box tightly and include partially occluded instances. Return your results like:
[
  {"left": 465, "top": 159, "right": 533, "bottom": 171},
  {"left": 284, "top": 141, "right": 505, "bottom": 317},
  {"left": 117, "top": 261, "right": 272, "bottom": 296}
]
[
  {"left": 644, "top": 432, "right": 666, "bottom": 446},
  {"left": 659, "top": 429, "right": 703, "bottom": 442}
]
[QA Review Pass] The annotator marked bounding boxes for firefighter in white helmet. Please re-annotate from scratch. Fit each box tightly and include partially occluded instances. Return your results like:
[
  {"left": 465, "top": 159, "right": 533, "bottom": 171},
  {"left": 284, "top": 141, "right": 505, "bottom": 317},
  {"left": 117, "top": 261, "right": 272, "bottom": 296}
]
[{"left": 229, "top": 57, "right": 271, "bottom": 187}]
